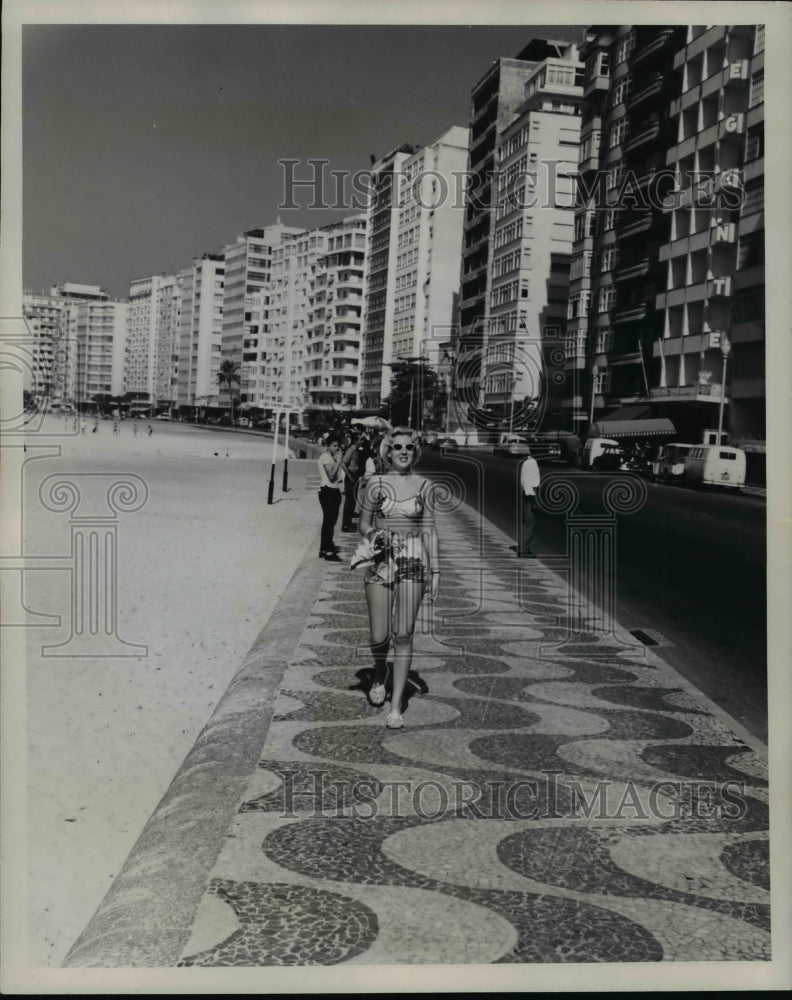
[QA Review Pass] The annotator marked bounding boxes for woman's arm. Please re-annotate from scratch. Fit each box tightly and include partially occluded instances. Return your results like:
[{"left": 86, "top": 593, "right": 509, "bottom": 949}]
[
  {"left": 423, "top": 482, "right": 440, "bottom": 600},
  {"left": 320, "top": 451, "right": 344, "bottom": 483}
]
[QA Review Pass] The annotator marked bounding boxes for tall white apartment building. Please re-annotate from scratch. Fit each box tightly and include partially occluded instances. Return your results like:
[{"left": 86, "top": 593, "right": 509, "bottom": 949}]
[
  {"left": 221, "top": 223, "right": 303, "bottom": 411},
  {"left": 125, "top": 273, "right": 180, "bottom": 410},
  {"left": 360, "top": 144, "right": 415, "bottom": 408},
  {"left": 176, "top": 253, "right": 225, "bottom": 411},
  {"left": 360, "top": 129, "right": 468, "bottom": 408},
  {"left": 484, "top": 45, "right": 583, "bottom": 425},
  {"left": 64, "top": 296, "right": 128, "bottom": 404},
  {"left": 28, "top": 283, "right": 126, "bottom": 406},
  {"left": 305, "top": 215, "right": 367, "bottom": 413},
  {"left": 22, "top": 290, "right": 65, "bottom": 402}
]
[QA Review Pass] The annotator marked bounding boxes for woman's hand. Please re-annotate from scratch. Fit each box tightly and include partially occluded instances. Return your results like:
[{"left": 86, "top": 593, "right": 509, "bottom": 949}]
[{"left": 429, "top": 572, "right": 440, "bottom": 602}]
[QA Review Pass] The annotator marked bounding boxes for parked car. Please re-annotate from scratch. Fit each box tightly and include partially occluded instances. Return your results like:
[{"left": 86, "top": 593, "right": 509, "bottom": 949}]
[
  {"left": 593, "top": 443, "right": 627, "bottom": 471},
  {"left": 493, "top": 434, "right": 561, "bottom": 460},
  {"left": 580, "top": 437, "right": 621, "bottom": 470},
  {"left": 683, "top": 445, "right": 746, "bottom": 489},
  {"left": 651, "top": 443, "right": 696, "bottom": 483},
  {"left": 432, "top": 436, "right": 459, "bottom": 453}
]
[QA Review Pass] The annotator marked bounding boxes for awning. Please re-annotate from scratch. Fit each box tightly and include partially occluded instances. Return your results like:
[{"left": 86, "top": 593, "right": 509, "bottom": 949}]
[
  {"left": 591, "top": 418, "right": 676, "bottom": 439},
  {"left": 600, "top": 405, "right": 651, "bottom": 421}
]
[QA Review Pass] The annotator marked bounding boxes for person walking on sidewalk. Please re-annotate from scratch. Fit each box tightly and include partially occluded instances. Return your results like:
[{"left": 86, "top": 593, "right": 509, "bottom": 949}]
[
  {"left": 518, "top": 448, "right": 541, "bottom": 557},
  {"left": 355, "top": 426, "right": 439, "bottom": 729},
  {"left": 317, "top": 436, "right": 345, "bottom": 562}
]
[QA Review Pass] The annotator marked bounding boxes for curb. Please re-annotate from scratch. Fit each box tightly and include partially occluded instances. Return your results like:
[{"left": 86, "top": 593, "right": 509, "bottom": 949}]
[{"left": 63, "top": 531, "right": 328, "bottom": 968}]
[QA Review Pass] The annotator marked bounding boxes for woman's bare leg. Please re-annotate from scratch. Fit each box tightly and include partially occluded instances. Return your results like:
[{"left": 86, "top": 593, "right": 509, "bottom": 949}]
[
  {"left": 365, "top": 579, "right": 391, "bottom": 684},
  {"left": 390, "top": 580, "right": 425, "bottom": 714}
]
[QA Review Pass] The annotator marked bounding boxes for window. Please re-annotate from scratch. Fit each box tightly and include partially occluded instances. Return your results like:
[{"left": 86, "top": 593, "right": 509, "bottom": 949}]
[
  {"left": 742, "top": 179, "right": 764, "bottom": 215},
  {"left": 609, "top": 118, "right": 627, "bottom": 148},
  {"left": 603, "top": 209, "right": 621, "bottom": 232},
  {"left": 581, "top": 130, "right": 601, "bottom": 162},
  {"left": 734, "top": 288, "right": 764, "bottom": 322},
  {"left": 598, "top": 286, "right": 617, "bottom": 313},
  {"left": 601, "top": 247, "right": 620, "bottom": 272},
  {"left": 567, "top": 290, "right": 591, "bottom": 319},
  {"left": 594, "top": 369, "right": 611, "bottom": 393},
  {"left": 749, "top": 70, "right": 764, "bottom": 108},
  {"left": 595, "top": 328, "right": 614, "bottom": 353},
  {"left": 745, "top": 127, "right": 764, "bottom": 162},
  {"left": 754, "top": 24, "right": 765, "bottom": 54},
  {"left": 606, "top": 162, "right": 625, "bottom": 190},
  {"left": 616, "top": 31, "right": 636, "bottom": 64},
  {"left": 570, "top": 252, "right": 593, "bottom": 280},
  {"left": 613, "top": 77, "right": 632, "bottom": 107},
  {"left": 574, "top": 211, "right": 596, "bottom": 242},
  {"left": 737, "top": 233, "right": 765, "bottom": 269}
]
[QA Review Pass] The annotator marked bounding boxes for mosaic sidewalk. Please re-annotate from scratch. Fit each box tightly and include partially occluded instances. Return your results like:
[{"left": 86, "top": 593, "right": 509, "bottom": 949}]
[{"left": 172, "top": 502, "right": 770, "bottom": 966}]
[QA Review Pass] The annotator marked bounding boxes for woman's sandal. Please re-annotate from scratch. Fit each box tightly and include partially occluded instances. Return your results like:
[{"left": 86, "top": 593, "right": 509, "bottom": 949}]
[
  {"left": 369, "top": 683, "right": 387, "bottom": 706},
  {"left": 386, "top": 710, "right": 404, "bottom": 729}
]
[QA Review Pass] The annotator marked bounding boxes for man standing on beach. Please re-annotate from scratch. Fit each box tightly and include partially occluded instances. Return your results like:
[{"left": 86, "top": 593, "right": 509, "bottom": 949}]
[{"left": 517, "top": 448, "right": 541, "bottom": 558}]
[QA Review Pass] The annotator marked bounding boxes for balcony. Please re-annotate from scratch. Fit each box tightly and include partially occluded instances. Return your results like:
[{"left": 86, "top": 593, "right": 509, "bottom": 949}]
[
  {"left": 631, "top": 30, "right": 675, "bottom": 68},
  {"left": 650, "top": 383, "right": 726, "bottom": 403},
  {"left": 623, "top": 120, "right": 661, "bottom": 154},
  {"left": 626, "top": 73, "right": 665, "bottom": 110},
  {"left": 618, "top": 213, "right": 653, "bottom": 239},
  {"left": 615, "top": 259, "right": 650, "bottom": 282},
  {"left": 584, "top": 72, "right": 610, "bottom": 98},
  {"left": 613, "top": 303, "right": 647, "bottom": 324}
]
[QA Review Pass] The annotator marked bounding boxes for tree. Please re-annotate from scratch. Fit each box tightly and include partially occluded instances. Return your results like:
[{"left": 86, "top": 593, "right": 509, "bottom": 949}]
[
  {"left": 216, "top": 360, "right": 241, "bottom": 425},
  {"left": 385, "top": 360, "right": 439, "bottom": 428}
]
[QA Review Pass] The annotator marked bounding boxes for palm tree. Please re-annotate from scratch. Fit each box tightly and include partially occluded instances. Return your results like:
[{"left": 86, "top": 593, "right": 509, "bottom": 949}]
[{"left": 216, "top": 360, "right": 241, "bottom": 425}]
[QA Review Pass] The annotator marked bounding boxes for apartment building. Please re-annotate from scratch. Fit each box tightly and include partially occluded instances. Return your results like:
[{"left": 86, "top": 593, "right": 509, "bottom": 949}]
[
  {"left": 483, "top": 46, "right": 583, "bottom": 428},
  {"left": 458, "top": 39, "right": 575, "bottom": 410},
  {"left": 125, "top": 273, "right": 180, "bottom": 411},
  {"left": 571, "top": 26, "right": 687, "bottom": 432},
  {"left": 65, "top": 296, "right": 128, "bottom": 405},
  {"left": 220, "top": 223, "right": 303, "bottom": 412},
  {"left": 176, "top": 253, "right": 225, "bottom": 412},
  {"left": 22, "top": 290, "right": 65, "bottom": 403},
  {"left": 305, "top": 215, "right": 367, "bottom": 413},
  {"left": 25, "top": 283, "right": 126, "bottom": 407},
  {"left": 654, "top": 24, "right": 765, "bottom": 445},
  {"left": 360, "top": 144, "right": 415, "bottom": 408}
]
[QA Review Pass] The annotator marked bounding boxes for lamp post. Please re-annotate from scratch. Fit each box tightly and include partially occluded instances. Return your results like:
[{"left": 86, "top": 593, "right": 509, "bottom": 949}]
[
  {"left": 716, "top": 334, "right": 731, "bottom": 445},
  {"left": 589, "top": 363, "right": 599, "bottom": 428}
]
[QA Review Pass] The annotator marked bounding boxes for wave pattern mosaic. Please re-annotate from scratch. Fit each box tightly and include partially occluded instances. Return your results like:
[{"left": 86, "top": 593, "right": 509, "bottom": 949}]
[{"left": 178, "top": 505, "right": 769, "bottom": 965}]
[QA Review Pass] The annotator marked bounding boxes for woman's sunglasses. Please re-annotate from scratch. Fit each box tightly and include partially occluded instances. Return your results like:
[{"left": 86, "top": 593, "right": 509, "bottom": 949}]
[{"left": 391, "top": 443, "right": 415, "bottom": 452}]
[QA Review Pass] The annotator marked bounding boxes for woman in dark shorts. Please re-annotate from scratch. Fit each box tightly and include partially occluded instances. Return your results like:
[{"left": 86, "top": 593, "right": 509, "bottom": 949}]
[{"left": 354, "top": 426, "right": 439, "bottom": 728}]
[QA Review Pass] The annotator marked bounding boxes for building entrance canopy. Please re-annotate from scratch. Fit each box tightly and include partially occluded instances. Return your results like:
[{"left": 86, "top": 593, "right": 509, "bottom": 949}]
[{"left": 591, "top": 417, "right": 677, "bottom": 439}]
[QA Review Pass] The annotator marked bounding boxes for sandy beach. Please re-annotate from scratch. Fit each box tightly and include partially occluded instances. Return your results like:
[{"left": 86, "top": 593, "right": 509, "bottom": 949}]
[{"left": 18, "top": 416, "right": 321, "bottom": 964}]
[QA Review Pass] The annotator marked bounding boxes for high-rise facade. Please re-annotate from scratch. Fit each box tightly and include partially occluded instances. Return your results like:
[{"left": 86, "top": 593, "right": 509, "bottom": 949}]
[
  {"left": 655, "top": 24, "right": 765, "bottom": 445},
  {"left": 360, "top": 129, "right": 468, "bottom": 410},
  {"left": 483, "top": 46, "right": 583, "bottom": 428},
  {"left": 176, "top": 254, "right": 225, "bottom": 411},
  {"left": 220, "top": 223, "right": 303, "bottom": 412},
  {"left": 360, "top": 144, "right": 415, "bottom": 408},
  {"left": 305, "top": 215, "right": 367, "bottom": 413},
  {"left": 458, "top": 39, "right": 574, "bottom": 412},
  {"left": 22, "top": 290, "right": 65, "bottom": 403},
  {"left": 571, "top": 24, "right": 764, "bottom": 449},
  {"left": 125, "top": 273, "right": 180, "bottom": 411}
]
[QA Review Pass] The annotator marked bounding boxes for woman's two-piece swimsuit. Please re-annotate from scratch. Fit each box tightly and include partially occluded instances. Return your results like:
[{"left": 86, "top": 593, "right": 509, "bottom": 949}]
[{"left": 365, "top": 477, "right": 430, "bottom": 587}]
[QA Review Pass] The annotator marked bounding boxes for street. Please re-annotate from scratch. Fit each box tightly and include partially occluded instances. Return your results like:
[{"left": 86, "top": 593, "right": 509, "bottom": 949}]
[{"left": 419, "top": 448, "right": 768, "bottom": 741}]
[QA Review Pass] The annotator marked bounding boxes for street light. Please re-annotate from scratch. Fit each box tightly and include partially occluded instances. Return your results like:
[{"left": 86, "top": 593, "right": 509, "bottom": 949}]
[
  {"left": 716, "top": 334, "right": 731, "bottom": 445},
  {"left": 589, "top": 363, "right": 599, "bottom": 427}
]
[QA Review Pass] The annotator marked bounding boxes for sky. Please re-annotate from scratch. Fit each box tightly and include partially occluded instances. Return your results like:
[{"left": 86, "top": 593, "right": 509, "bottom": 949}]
[{"left": 22, "top": 22, "right": 585, "bottom": 299}]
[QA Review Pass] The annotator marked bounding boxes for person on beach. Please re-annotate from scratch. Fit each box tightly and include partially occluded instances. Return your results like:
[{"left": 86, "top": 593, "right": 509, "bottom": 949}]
[
  {"left": 317, "top": 436, "right": 345, "bottom": 562},
  {"left": 354, "top": 426, "right": 439, "bottom": 729}
]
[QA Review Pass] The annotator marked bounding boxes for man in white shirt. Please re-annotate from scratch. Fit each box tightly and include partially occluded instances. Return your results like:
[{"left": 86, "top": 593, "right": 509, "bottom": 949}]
[
  {"left": 317, "top": 437, "right": 345, "bottom": 561},
  {"left": 518, "top": 449, "right": 541, "bottom": 557}
]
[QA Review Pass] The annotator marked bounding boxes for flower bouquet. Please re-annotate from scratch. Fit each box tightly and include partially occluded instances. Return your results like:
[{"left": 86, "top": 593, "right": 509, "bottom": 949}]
[{"left": 350, "top": 528, "right": 396, "bottom": 583}]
